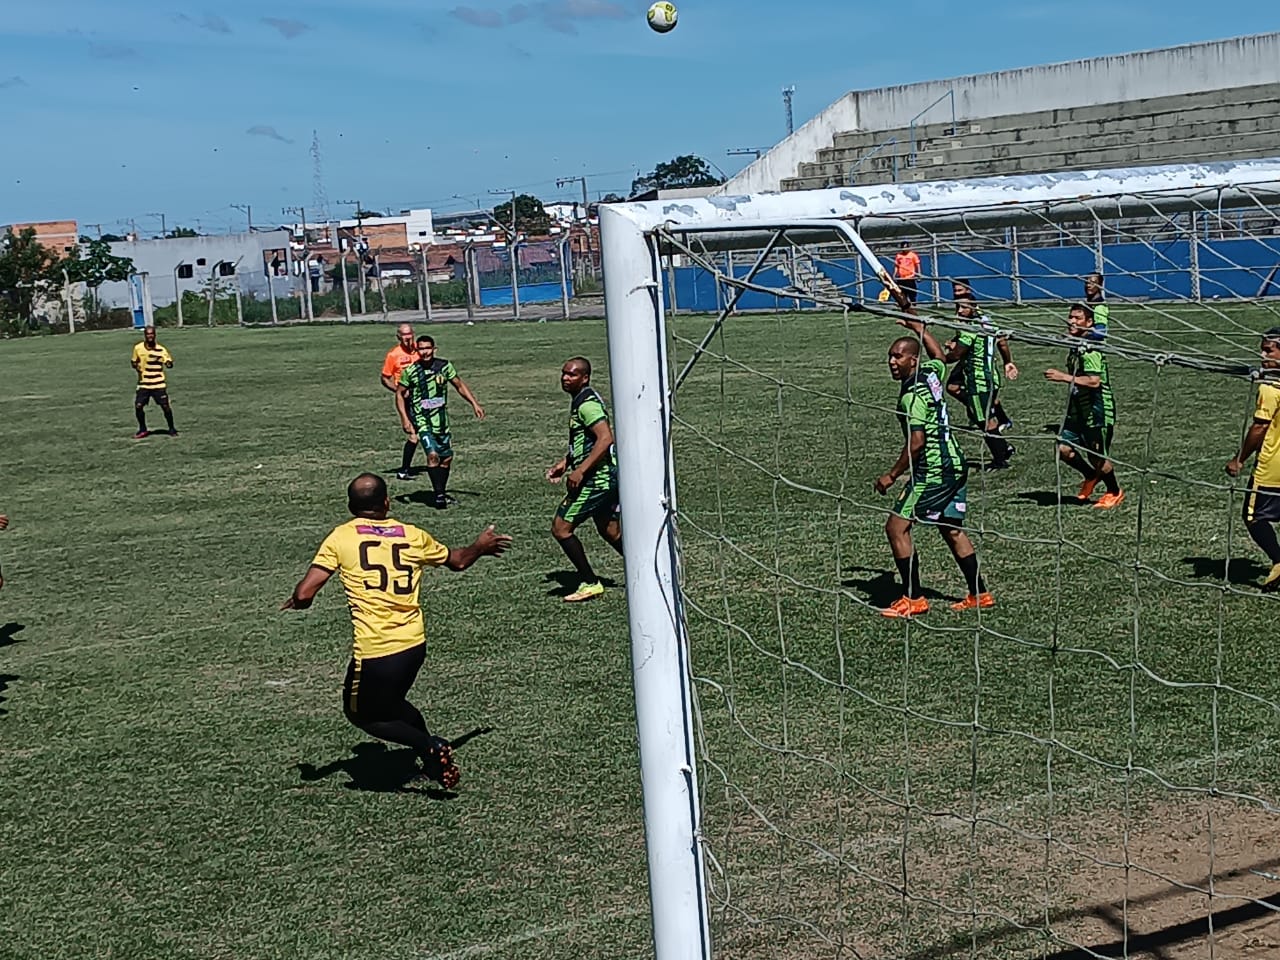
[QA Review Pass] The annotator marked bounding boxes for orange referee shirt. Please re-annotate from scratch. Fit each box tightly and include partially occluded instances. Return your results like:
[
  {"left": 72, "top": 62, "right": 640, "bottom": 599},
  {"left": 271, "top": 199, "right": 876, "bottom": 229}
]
[
  {"left": 381, "top": 343, "right": 418, "bottom": 382},
  {"left": 894, "top": 250, "right": 921, "bottom": 280}
]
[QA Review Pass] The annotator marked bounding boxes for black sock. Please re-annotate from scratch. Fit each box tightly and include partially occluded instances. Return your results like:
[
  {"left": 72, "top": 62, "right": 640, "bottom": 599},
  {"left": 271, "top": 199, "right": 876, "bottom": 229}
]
[
  {"left": 440, "top": 465, "right": 451, "bottom": 498},
  {"left": 1102, "top": 468, "right": 1120, "bottom": 495},
  {"left": 984, "top": 433, "right": 1011, "bottom": 464},
  {"left": 161, "top": 405, "right": 175, "bottom": 432},
  {"left": 956, "top": 551, "right": 986, "bottom": 596},
  {"left": 893, "top": 553, "right": 922, "bottom": 598},
  {"left": 1061, "top": 453, "right": 1094, "bottom": 478},
  {"left": 993, "top": 401, "right": 1011, "bottom": 427},
  {"left": 557, "top": 534, "right": 596, "bottom": 582},
  {"left": 135, "top": 408, "right": 147, "bottom": 432},
  {"left": 1246, "top": 520, "right": 1280, "bottom": 565},
  {"left": 427, "top": 466, "right": 447, "bottom": 500},
  {"left": 400, "top": 441, "right": 417, "bottom": 473}
]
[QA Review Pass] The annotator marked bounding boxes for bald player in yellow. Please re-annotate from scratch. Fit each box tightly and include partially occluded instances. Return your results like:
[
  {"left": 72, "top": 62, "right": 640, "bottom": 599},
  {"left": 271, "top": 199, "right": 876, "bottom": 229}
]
[
  {"left": 283, "top": 473, "right": 512, "bottom": 788},
  {"left": 1227, "top": 327, "right": 1280, "bottom": 592}
]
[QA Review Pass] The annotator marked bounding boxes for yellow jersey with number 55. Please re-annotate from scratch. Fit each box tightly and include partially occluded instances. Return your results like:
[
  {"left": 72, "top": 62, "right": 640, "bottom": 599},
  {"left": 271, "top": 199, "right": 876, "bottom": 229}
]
[{"left": 310, "top": 517, "right": 449, "bottom": 659}]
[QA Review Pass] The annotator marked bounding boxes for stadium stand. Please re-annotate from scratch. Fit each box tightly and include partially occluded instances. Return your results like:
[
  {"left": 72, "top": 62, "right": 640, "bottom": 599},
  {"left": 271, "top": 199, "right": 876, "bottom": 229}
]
[{"left": 717, "top": 33, "right": 1280, "bottom": 197}]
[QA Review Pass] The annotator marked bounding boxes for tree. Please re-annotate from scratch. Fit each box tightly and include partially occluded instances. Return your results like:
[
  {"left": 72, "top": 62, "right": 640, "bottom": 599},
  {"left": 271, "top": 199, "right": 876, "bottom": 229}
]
[
  {"left": 62, "top": 238, "right": 134, "bottom": 314},
  {"left": 630, "top": 155, "right": 725, "bottom": 197},
  {"left": 167, "top": 226, "right": 200, "bottom": 238},
  {"left": 0, "top": 227, "right": 62, "bottom": 330},
  {"left": 492, "top": 194, "right": 552, "bottom": 236}
]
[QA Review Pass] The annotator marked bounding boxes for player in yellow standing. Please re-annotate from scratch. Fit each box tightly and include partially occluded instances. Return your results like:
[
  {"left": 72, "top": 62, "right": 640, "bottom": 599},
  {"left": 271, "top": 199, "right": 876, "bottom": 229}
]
[
  {"left": 130, "top": 325, "right": 177, "bottom": 438},
  {"left": 283, "top": 473, "right": 511, "bottom": 787},
  {"left": 1226, "top": 327, "right": 1280, "bottom": 591}
]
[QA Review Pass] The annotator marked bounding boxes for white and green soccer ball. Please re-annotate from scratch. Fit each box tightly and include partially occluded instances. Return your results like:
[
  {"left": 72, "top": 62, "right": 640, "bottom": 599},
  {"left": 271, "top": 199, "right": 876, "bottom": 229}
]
[{"left": 647, "top": 1, "right": 678, "bottom": 33}]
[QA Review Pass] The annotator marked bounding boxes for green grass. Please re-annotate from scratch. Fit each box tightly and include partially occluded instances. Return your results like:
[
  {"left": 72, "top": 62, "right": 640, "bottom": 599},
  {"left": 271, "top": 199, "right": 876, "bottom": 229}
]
[{"left": 0, "top": 308, "right": 1277, "bottom": 959}]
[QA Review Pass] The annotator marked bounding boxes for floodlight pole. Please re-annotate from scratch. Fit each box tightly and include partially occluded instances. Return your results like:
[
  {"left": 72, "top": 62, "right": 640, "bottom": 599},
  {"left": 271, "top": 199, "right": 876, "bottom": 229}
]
[
  {"left": 173, "top": 262, "right": 186, "bottom": 327},
  {"left": 598, "top": 203, "right": 713, "bottom": 960}
]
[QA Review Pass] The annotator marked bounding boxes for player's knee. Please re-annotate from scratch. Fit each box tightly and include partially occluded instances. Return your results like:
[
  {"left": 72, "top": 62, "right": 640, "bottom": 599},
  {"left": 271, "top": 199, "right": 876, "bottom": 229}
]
[
  {"left": 551, "top": 518, "right": 574, "bottom": 540},
  {"left": 425, "top": 452, "right": 441, "bottom": 467},
  {"left": 1057, "top": 444, "right": 1074, "bottom": 459},
  {"left": 441, "top": 457, "right": 453, "bottom": 469}
]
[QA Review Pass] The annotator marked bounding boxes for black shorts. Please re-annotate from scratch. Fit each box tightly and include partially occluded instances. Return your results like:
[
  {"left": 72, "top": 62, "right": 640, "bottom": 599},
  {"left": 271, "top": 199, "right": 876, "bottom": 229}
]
[
  {"left": 343, "top": 643, "right": 425, "bottom": 723},
  {"left": 1243, "top": 481, "right": 1280, "bottom": 524},
  {"left": 899, "top": 277, "right": 918, "bottom": 303},
  {"left": 135, "top": 387, "right": 170, "bottom": 406}
]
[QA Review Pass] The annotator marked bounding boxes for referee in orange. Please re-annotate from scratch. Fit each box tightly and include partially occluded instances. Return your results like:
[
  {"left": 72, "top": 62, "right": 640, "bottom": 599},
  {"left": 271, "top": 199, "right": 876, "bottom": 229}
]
[
  {"left": 381, "top": 323, "right": 421, "bottom": 479},
  {"left": 283, "top": 473, "right": 512, "bottom": 788},
  {"left": 894, "top": 242, "right": 922, "bottom": 305}
]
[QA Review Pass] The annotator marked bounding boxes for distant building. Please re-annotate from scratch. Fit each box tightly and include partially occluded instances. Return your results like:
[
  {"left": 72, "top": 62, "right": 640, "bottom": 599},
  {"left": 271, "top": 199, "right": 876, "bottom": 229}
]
[
  {"left": 96, "top": 230, "right": 295, "bottom": 308},
  {"left": 2, "top": 219, "right": 80, "bottom": 256}
]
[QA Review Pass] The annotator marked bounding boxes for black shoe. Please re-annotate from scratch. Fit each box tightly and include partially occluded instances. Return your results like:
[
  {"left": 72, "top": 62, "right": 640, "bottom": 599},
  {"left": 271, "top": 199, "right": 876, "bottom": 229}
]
[
  {"left": 396, "top": 470, "right": 413, "bottom": 481},
  {"left": 167, "top": 429, "right": 179, "bottom": 437},
  {"left": 434, "top": 494, "right": 448, "bottom": 510},
  {"left": 420, "top": 737, "right": 460, "bottom": 789}
]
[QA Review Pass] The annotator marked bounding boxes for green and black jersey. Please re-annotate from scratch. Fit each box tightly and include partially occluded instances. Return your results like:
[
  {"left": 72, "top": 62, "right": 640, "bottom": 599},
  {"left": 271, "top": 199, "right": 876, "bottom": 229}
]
[
  {"left": 1065, "top": 345, "right": 1115, "bottom": 428},
  {"left": 567, "top": 387, "right": 617, "bottom": 488},
  {"left": 400, "top": 358, "right": 457, "bottom": 434},
  {"left": 898, "top": 358, "right": 966, "bottom": 484},
  {"left": 956, "top": 317, "right": 1003, "bottom": 397}
]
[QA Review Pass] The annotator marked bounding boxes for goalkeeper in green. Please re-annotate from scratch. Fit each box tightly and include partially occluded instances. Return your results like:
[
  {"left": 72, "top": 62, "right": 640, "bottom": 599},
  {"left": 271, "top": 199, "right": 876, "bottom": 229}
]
[
  {"left": 396, "top": 335, "right": 486, "bottom": 509},
  {"left": 945, "top": 296, "right": 1017, "bottom": 469}
]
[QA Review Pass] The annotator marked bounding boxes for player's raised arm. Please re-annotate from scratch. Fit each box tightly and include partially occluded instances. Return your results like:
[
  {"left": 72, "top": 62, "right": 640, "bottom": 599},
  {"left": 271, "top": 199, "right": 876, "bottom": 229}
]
[
  {"left": 445, "top": 524, "right": 513, "bottom": 571},
  {"left": 896, "top": 316, "right": 945, "bottom": 361}
]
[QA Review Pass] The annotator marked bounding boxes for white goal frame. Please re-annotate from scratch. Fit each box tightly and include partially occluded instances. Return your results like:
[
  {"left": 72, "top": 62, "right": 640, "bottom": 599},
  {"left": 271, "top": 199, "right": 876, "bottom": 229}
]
[{"left": 598, "top": 156, "right": 1280, "bottom": 960}]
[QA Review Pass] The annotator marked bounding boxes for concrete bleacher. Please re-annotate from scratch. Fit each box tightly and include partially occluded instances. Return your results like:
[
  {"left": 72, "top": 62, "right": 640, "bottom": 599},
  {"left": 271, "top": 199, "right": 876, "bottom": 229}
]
[{"left": 781, "top": 82, "right": 1280, "bottom": 191}]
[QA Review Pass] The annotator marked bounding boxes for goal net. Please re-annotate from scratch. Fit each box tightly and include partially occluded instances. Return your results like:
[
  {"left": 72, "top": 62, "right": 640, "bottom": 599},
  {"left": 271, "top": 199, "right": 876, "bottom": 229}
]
[{"left": 598, "top": 158, "right": 1280, "bottom": 960}]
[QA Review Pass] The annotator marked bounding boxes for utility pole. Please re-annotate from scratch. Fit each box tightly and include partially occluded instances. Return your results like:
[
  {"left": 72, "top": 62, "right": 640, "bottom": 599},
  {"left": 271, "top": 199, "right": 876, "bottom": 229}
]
[
  {"left": 146, "top": 212, "right": 166, "bottom": 239},
  {"left": 557, "top": 175, "right": 593, "bottom": 281},
  {"left": 488, "top": 188, "right": 520, "bottom": 320},
  {"left": 556, "top": 175, "right": 590, "bottom": 219},
  {"left": 84, "top": 223, "right": 103, "bottom": 239},
  {"left": 335, "top": 200, "right": 367, "bottom": 314},
  {"left": 282, "top": 206, "right": 314, "bottom": 321},
  {"left": 231, "top": 203, "right": 253, "bottom": 232},
  {"left": 783, "top": 85, "right": 796, "bottom": 136}
]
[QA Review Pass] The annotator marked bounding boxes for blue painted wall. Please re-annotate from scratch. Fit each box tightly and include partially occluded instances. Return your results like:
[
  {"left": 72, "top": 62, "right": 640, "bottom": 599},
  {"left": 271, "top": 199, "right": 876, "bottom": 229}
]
[
  {"left": 664, "top": 238, "right": 1280, "bottom": 309},
  {"left": 478, "top": 280, "right": 571, "bottom": 306}
]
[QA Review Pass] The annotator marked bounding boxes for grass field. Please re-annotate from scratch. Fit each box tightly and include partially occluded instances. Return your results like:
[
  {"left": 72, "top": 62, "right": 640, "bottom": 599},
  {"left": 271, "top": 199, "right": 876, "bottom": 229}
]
[{"left": 1, "top": 307, "right": 1278, "bottom": 959}]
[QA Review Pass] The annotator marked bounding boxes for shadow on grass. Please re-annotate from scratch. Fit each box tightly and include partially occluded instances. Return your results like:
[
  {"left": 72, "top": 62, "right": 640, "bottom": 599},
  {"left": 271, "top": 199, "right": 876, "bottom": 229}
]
[
  {"left": 544, "top": 570, "right": 619, "bottom": 597},
  {"left": 1180, "top": 555, "right": 1268, "bottom": 587},
  {"left": 841, "top": 565, "right": 954, "bottom": 606},
  {"left": 393, "top": 489, "right": 481, "bottom": 508},
  {"left": 1015, "top": 490, "right": 1094, "bottom": 508},
  {"left": 0, "top": 622, "right": 26, "bottom": 648},
  {"left": 297, "top": 726, "right": 495, "bottom": 798},
  {"left": 902, "top": 857, "right": 1280, "bottom": 960},
  {"left": 0, "top": 673, "right": 16, "bottom": 718}
]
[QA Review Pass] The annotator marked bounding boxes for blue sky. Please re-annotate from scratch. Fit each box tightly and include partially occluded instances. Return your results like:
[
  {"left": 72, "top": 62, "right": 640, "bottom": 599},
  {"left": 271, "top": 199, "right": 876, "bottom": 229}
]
[{"left": 0, "top": 1, "right": 1276, "bottom": 235}]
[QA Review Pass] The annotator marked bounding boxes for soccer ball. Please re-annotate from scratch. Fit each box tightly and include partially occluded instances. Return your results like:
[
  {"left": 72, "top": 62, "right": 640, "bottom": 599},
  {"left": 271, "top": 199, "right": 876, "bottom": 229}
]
[{"left": 647, "top": 2, "right": 677, "bottom": 33}]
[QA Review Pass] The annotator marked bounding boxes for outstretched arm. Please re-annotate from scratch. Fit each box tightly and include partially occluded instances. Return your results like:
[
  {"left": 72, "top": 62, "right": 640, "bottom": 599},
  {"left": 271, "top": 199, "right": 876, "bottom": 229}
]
[
  {"left": 896, "top": 317, "right": 945, "bottom": 361},
  {"left": 445, "top": 524, "right": 512, "bottom": 571},
  {"left": 281, "top": 564, "right": 334, "bottom": 610},
  {"left": 451, "top": 377, "right": 485, "bottom": 419}
]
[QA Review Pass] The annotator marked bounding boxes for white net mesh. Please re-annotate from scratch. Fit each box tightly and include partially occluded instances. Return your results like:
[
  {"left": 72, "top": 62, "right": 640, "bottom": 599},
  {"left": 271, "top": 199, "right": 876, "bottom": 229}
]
[{"left": 654, "top": 180, "right": 1280, "bottom": 959}]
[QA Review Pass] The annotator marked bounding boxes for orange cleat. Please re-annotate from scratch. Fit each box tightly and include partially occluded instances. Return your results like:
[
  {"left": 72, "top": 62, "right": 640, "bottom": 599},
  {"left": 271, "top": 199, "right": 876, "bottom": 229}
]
[
  {"left": 1093, "top": 490, "right": 1126, "bottom": 510},
  {"left": 881, "top": 596, "right": 930, "bottom": 619},
  {"left": 1077, "top": 477, "right": 1099, "bottom": 501},
  {"left": 950, "top": 592, "right": 996, "bottom": 612}
]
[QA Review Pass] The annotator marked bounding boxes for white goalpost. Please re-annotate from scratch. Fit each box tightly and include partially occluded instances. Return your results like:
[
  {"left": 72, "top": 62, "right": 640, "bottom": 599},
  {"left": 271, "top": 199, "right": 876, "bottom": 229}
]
[{"left": 601, "top": 157, "right": 1280, "bottom": 960}]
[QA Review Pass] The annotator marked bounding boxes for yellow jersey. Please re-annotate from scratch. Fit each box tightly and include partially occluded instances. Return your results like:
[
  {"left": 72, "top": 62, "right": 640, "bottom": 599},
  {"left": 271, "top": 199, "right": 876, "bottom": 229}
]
[
  {"left": 132, "top": 342, "right": 173, "bottom": 389},
  {"left": 310, "top": 517, "right": 450, "bottom": 660},
  {"left": 1253, "top": 382, "right": 1280, "bottom": 488}
]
